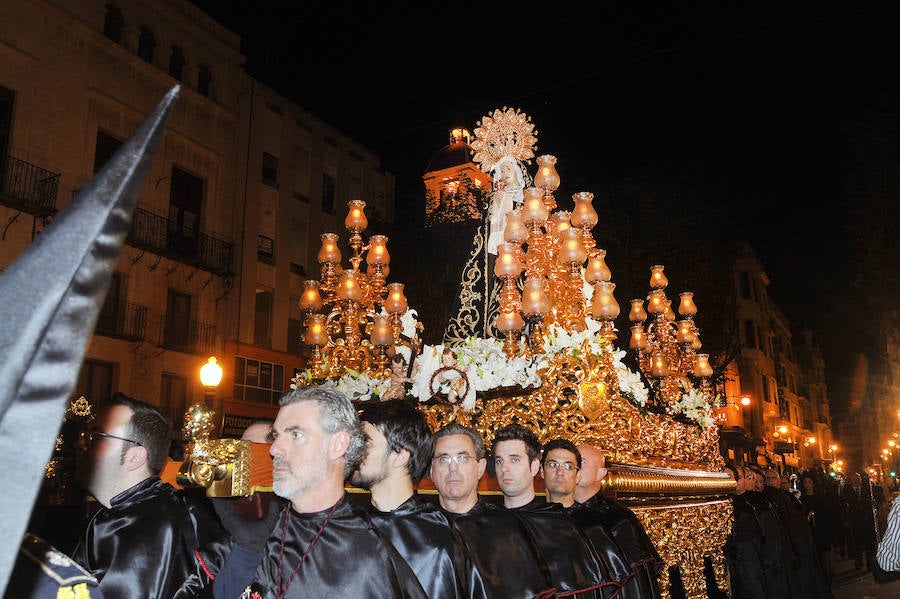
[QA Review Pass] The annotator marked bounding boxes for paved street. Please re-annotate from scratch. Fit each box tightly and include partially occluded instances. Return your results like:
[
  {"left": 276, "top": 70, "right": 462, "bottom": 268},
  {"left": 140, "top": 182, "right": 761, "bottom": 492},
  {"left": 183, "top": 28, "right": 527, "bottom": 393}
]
[{"left": 832, "top": 553, "right": 900, "bottom": 599}]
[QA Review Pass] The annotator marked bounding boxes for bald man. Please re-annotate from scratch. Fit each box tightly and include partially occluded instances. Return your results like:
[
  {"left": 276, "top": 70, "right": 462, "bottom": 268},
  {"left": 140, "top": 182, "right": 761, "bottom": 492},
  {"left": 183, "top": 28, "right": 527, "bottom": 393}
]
[{"left": 571, "top": 444, "right": 663, "bottom": 599}]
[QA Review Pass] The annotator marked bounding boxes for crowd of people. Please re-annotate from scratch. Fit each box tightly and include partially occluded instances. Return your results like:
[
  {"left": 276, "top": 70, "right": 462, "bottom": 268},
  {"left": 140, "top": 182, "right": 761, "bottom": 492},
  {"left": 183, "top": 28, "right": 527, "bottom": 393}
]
[
  {"left": 14, "top": 382, "right": 900, "bottom": 598},
  {"left": 8, "top": 387, "right": 669, "bottom": 599},
  {"left": 722, "top": 460, "right": 896, "bottom": 599}
]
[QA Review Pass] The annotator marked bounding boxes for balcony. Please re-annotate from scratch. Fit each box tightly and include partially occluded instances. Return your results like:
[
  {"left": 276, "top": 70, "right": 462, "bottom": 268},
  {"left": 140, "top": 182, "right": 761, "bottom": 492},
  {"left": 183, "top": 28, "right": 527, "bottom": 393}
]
[
  {"left": 0, "top": 154, "right": 59, "bottom": 215},
  {"left": 128, "top": 207, "right": 234, "bottom": 276},
  {"left": 158, "top": 316, "right": 216, "bottom": 355},
  {"left": 95, "top": 301, "right": 148, "bottom": 341}
]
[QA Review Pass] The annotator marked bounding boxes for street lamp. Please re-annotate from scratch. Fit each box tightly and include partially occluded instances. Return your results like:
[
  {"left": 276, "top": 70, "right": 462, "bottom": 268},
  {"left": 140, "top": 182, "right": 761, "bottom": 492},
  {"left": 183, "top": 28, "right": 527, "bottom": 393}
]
[{"left": 199, "top": 356, "right": 223, "bottom": 404}]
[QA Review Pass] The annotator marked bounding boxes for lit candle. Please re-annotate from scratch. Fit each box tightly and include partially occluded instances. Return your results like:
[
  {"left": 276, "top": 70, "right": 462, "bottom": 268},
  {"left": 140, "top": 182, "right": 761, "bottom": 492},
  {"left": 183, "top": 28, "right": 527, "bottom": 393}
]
[
  {"left": 649, "top": 265, "right": 668, "bottom": 289},
  {"left": 370, "top": 315, "right": 393, "bottom": 346},
  {"left": 504, "top": 209, "right": 529, "bottom": 244},
  {"left": 533, "top": 155, "right": 560, "bottom": 192},
  {"left": 305, "top": 314, "right": 328, "bottom": 346},
  {"left": 496, "top": 309, "right": 524, "bottom": 332},
  {"left": 521, "top": 278, "right": 550, "bottom": 317},
  {"left": 570, "top": 191, "right": 598, "bottom": 229},
  {"left": 522, "top": 187, "right": 549, "bottom": 226},
  {"left": 678, "top": 292, "right": 697, "bottom": 317},
  {"left": 384, "top": 282, "right": 408, "bottom": 315},
  {"left": 366, "top": 234, "right": 390, "bottom": 266},
  {"left": 676, "top": 320, "right": 695, "bottom": 344},
  {"left": 344, "top": 199, "right": 368, "bottom": 230},
  {"left": 585, "top": 250, "right": 612, "bottom": 284},
  {"left": 629, "top": 299, "right": 648, "bottom": 323},
  {"left": 299, "top": 280, "right": 323, "bottom": 311},
  {"left": 337, "top": 269, "right": 363, "bottom": 302},
  {"left": 629, "top": 325, "right": 648, "bottom": 350},
  {"left": 694, "top": 354, "right": 713, "bottom": 377},
  {"left": 591, "top": 282, "right": 620, "bottom": 321},
  {"left": 647, "top": 290, "right": 667, "bottom": 314},
  {"left": 557, "top": 228, "right": 586, "bottom": 265},
  {"left": 494, "top": 243, "right": 523, "bottom": 278},
  {"left": 317, "top": 233, "right": 342, "bottom": 264},
  {"left": 550, "top": 211, "right": 571, "bottom": 234},
  {"left": 650, "top": 351, "right": 669, "bottom": 377}
]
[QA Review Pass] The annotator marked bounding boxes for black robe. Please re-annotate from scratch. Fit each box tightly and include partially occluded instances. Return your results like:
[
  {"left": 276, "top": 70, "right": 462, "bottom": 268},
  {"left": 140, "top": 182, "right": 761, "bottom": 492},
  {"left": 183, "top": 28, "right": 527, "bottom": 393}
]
[
  {"left": 571, "top": 492, "right": 664, "bottom": 599},
  {"left": 369, "top": 493, "right": 486, "bottom": 599},
  {"left": 72, "top": 476, "right": 231, "bottom": 599},
  {"left": 511, "top": 497, "right": 619, "bottom": 598},
  {"left": 443, "top": 499, "right": 554, "bottom": 599},
  {"left": 724, "top": 493, "right": 766, "bottom": 599},
  {"left": 248, "top": 493, "right": 426, "bottom": 598}
]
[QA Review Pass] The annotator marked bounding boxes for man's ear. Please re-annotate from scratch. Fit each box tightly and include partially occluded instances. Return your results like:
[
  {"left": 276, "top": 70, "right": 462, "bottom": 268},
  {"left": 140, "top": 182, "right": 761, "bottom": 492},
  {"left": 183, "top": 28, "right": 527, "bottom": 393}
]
[
  {"left": 124, "top": 445, "right": 149, "bottom": 472},
  {"left": 529, "top": 458, "right": 540, "bottom": 478},
  {"left": 330, "top": 430, "right": 351, "bottom": 460},
  {"left": 476, "top": 458, "right": 487, "bottom": 480},
  {"left": 390, "top": 448, "right": 411, "bottom": 471}
]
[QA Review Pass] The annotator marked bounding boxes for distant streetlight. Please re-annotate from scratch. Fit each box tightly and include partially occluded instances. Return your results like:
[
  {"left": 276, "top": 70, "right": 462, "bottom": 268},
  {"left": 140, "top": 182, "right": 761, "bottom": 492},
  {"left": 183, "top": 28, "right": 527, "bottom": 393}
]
[
  {"left": 740, "top": 395, "right": 751, "bottom": 407},
  {"left": 200, "top": 356, "right": 223, "bottom": 404}
]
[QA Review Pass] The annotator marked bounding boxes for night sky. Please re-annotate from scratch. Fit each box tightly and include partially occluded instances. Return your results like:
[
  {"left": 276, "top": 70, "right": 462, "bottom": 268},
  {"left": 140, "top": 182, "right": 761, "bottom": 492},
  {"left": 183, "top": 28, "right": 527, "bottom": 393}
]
[{"left": 190, "top": 2, "right": 896, "bottom": 414}]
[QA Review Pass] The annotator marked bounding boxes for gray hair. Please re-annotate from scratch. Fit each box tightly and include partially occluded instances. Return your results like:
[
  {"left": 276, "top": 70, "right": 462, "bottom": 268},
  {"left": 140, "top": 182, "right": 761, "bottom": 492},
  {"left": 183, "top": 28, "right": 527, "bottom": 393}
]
[
  {"left": 432, "top": 422, "right": 485, "bottom": 459},
  {"left": 279, "top": 386, "right": 365, "bottom": 478}
]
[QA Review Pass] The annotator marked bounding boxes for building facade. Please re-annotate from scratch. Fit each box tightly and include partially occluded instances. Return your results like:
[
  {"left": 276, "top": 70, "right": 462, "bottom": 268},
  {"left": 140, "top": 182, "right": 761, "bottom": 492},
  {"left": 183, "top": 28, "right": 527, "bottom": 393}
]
[{"left": 0, "top": 0, "right": 395, "bottom": 432}]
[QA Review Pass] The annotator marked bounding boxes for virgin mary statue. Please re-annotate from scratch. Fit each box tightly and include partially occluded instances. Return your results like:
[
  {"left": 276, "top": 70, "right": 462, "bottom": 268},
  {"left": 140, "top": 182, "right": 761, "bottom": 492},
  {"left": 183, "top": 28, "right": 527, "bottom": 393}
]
[{"left": 442, "top": 108, "right": 537, "bottom": 344}]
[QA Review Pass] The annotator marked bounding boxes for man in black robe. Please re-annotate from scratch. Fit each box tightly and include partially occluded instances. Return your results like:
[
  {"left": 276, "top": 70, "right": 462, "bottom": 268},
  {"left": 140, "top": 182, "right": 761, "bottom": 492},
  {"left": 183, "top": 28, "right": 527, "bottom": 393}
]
[
  {"left": 72, "top": 394, "right": 231, "bottom": 599},
  {"left": 430, "top": 422, "right": 554, "bottom": 599},
  {"left": 243, "top": 386, "right": 425, "bottom": 598},
  {"left": 493, "top": 425, "right": 616, "bottom": 598},
  {"left": 572, "top": 444, "right": 664, "bottom": 599},
  {"left": 351, "top": 399, "right": 484, "bottom": 598},
  {"left": 540, "top": 439, "right": 637, "bottom": 599}
]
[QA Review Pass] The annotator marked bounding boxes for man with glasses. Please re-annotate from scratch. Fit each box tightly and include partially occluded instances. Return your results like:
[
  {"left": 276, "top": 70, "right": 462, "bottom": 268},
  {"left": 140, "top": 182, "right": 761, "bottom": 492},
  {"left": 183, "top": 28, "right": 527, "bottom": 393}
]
[
  {"left": 351, "top": 399, "right": 484, "bottom": 598},
  {"left": 430, "top": 422, "right": 552, "bottom": 598},
  {"left": 540, "top": 439, "right": 636, "bottom": 598},
  {"left": 72, "top": 393, "right": 231, "bottom": 599},
  {"left": 493, "top": 425, "right": 615, "bottom": 598},
  {"left": 572, "top": 444, "right": 663, "bottom": 599}
]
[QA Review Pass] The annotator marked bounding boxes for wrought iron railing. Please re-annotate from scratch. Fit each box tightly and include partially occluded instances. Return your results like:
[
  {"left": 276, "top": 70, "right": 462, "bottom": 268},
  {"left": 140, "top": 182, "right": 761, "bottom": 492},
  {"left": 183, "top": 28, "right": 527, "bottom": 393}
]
[
  {"left": 95, "top": 301, "right": 148, "bottom": 341},
  {"left": 0, "top": 154, "right": 59, "bottom": 214},
  {"left": 128, "top": 207, "right": 234, "bottom": 275},
  {"left": 158, "top": 316, "right": 216, "bottom": 355}
]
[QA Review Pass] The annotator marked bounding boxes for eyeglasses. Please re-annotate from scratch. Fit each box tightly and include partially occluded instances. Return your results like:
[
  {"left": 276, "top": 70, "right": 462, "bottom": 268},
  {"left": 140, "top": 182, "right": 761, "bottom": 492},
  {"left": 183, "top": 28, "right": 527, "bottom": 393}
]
[
  {"left": 81, "top": 429, "right": 142, "bottom": 447},
  {"left": 544, "top": 460, "right": 578, "bottom": 472},
  {"left": 433, "top": 454, "right": 477, "bottom": 466}
]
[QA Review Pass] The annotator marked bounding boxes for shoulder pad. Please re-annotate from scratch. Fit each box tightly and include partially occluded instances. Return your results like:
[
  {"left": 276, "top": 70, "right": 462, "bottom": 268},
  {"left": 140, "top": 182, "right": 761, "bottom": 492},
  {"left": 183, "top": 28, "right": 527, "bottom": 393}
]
[{"left": 20, "top": 533, "right": 99, "bottom": 587}]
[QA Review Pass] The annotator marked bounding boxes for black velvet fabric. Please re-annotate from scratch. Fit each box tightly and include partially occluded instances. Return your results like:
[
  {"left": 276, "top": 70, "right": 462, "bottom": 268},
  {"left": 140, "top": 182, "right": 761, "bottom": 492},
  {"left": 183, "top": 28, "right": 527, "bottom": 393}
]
[
  {"left": 511, "top": 497, "right": 618, "bottom": 598},
  {"left": 369, "top": 493, "right": 486, "bottom": 598},
  {"left": 249, "top": 493, "right": 426, "bottom": 598},
  {"left": 724, "top": 493, "right": 767, "bottom": 599},
  {"left": 72, "top": 476, "right": 231, "bottom": 599},
  {"left": 443, "top": 498, "right": 554, "bottom": 599},
  {"left": 571, "top": 493, "right": 664, "bottom": 599}
]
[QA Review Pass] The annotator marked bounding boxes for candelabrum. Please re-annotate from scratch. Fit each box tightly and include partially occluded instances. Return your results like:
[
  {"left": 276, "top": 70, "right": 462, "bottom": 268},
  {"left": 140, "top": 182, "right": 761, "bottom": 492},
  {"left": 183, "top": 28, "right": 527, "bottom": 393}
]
[
  {"left": 298, "top": 200, "right": 420, "bottom": 380},
  {"left": 627, "top": 265, "right": 714, "bottom": 410},
  {"left": 493, "top": 155, "right": 622, "bottom": 354}
]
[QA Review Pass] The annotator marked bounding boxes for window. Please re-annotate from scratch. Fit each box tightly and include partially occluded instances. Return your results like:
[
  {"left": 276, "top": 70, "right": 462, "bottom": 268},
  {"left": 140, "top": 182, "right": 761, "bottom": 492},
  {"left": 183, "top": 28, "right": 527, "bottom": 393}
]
[
  {"left": 254, "top": 289, "right": 273, "bottom": 348},
  {"left": 167, "top": 166, "right": 203, "bottom": 256},
  {"left": 137, "top": 28, "right": 155, "bottom": 63},
  {"left": 258, "top": 235, "right": 275, "bottom": 264},
  {"left": 739, "top": 271, "right": 752, "bottom": 300},
  {"left": 169, "top": 46, "right": 185, "bottom": 81},
  {"left": 76, "top": 359, "right": 116, "bottom": 407},
  {"left": 103, "top": 6, "right": 124, "bottom": 43},
  {"left": 94, "top": 130, "right": 123, "bottom": 174},
  {"left": 160, "top": 373, "right": 188, "bottom": 429},
  {"left": 164, "top": 290, "right": 192, "bottom": 350},
  {"left": 97, "top": 272, "right": 124, "bottom": 335},
  {"left": 262, "top": 152, "right": 279, "bottom": 188},
  {"left": 1, "top": 86, "right": 14, "bottom": 161},
  {"left": 742, "top": 320, "right": 757, "bottom": 349},
  {"left": 197, "top": 65, "right": 212, "bottom": 97},
  {"left": 233, "top": 356, "right": 285, "bottom": 404},
  {"left": 289, "top": 262, "right": 306, "bottom": 276},
  {"left": 322, "top": 173, "right": 335, "bottom": 214}
]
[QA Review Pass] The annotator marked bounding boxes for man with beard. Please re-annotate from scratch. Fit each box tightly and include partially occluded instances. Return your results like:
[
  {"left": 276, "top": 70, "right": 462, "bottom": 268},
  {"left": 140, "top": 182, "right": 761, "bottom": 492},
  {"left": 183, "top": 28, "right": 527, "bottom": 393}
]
[
  {"left": 241, "top": 386, "right": 425, "bottom": 598},
  {"left": 572, "top": 444, "right": 664, "bottom": 599},
  {"left": 493, "top": 426, "right": 616, "bottom": 598},
  {"left": 430, "top": 422, "right": 553, "bottom": 598},
  {"left": 72, "top": 394, "right": 231, "bottom": 599},
  {"left": 351, "top": 399, "right": 484, "bottom": 598}
]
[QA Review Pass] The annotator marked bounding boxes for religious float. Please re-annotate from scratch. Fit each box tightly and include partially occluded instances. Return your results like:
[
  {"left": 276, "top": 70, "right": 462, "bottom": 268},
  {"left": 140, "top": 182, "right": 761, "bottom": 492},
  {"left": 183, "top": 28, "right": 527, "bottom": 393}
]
[{"left": 170, "top": 107, "right": 735, "bottom": 597}]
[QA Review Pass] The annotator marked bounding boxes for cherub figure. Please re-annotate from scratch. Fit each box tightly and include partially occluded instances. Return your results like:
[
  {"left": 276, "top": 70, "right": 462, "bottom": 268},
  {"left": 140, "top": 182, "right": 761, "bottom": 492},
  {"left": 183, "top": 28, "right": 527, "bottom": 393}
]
[
  {"left": 381, "top": 353, "right": 413, "bottom": 401},
  {"left": 434, "top": 347, "right": 468, "bottom": 404}
]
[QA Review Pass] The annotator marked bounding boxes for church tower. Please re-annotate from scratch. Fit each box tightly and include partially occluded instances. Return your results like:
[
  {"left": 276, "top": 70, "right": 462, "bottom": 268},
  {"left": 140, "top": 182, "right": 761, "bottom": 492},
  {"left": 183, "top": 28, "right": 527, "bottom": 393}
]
[{"left": 422, "top": 125, "right": 491, "bottom": 226}]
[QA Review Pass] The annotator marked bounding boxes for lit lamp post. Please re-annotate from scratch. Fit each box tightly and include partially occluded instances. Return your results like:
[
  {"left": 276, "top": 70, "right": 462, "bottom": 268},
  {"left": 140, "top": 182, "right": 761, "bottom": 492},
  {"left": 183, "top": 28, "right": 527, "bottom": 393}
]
[{"left": 199, "top": 356, "right": 223, "bottom": 406}]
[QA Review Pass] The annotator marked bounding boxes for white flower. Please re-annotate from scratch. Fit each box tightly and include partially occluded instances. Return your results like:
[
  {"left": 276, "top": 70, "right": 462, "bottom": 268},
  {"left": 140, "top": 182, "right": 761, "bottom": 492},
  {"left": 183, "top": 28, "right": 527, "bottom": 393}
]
[{"left": 400, "top": 309, "right": 419, "bottom": 339}]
